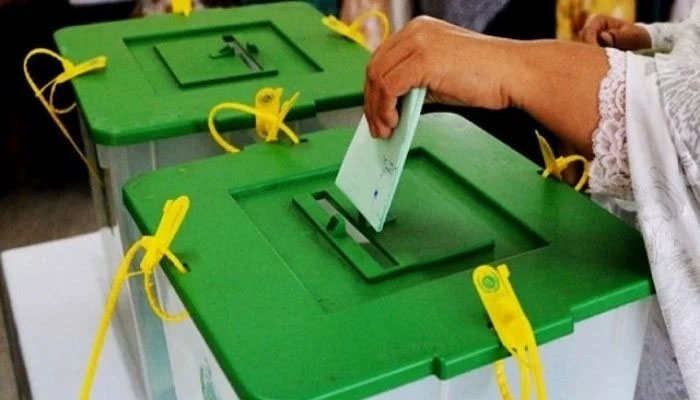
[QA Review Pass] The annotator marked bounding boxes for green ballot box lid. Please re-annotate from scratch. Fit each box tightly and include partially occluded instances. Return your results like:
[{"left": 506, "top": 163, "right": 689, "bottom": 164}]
[
  {"left": 54, "top": 2, "right": 369, "bottom": 145},
  {"left": 123, "top": 113, "right": 652, "bottom": 400}
]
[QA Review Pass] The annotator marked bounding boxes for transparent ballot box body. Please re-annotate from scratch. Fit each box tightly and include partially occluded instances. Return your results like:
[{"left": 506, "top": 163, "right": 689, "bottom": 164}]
[
  {"left": 124, "top": 113, "right": 654, "bottom": 400},
  {"left": 54, "top": 3, "right": 368, "bottom": 397}
]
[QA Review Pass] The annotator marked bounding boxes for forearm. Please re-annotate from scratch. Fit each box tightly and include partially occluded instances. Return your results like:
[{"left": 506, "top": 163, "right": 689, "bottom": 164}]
[
  {"left": 363, "top": 17, "right": 611, "bottom": 148},
  {"left": 505, "top": 40, "right": 609, "bottom": 157}
]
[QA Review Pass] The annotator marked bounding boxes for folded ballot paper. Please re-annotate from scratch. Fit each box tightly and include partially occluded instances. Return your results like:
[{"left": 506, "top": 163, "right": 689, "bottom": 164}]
[{"left": 335, "top": 88, "right": 427, "bottom": 232}]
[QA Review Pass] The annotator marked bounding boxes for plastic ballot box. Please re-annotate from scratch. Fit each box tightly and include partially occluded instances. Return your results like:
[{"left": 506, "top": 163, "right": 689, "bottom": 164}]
[
  {"left": 122, "top": 113, "right": 654, "bottom": 400},
  {"left": 53, "top": 3, "right": 368, "bottom": 394},
  {"left": 54, "top": 0, "right": 368, "bottom": 267}
]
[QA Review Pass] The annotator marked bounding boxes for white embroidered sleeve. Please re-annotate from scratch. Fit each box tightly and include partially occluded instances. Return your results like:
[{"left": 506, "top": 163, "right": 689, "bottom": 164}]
[
  {"left": 638, "top": 22, "right": 681, "bottom": 51},
  {"left": 588, "top": 48, "right": 633, "bottom": 201}
]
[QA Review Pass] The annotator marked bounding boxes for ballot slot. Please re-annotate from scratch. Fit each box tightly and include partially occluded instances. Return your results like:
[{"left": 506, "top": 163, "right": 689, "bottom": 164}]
[
  {"left": 293, "top": 191, "right": 392, "bottom": 281},
  {"left": 314, "top": 195, "right": 398, "bottom": 270},
  {"left": 210, "top": 34, "right": 264, "bottom": 72},
  {"left": 293, "top": 175, "right": 497, "bottom": 281}
]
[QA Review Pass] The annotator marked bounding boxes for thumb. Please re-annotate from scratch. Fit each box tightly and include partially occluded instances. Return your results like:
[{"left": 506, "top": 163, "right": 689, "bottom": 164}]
[
  {"left": 602, "top": 28, "right": 646, "bottom": 50},
  {"left": 599, "top": 31, "right": 616, "bottom": 47}
]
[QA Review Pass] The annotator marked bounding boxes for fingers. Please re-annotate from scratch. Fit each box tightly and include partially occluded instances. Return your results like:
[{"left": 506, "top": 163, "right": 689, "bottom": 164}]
[
  {"left": 572, "top": 11, "right": 590, "bottom": 38},
  {"left": 364, "top": 15, "right": 456, "bottom": 138},
  {"left": 599, "top": 31, "right": 616, "bottom": 47},
  {"left": 365, "top": 22, "right": 427, "bottom": 138},
  {"left": 363, "top": 76, "right": 378, "bottom": 137},
  {"left": 578, "top": 14, "right": 636, "bottom": 49},
  {"left": 364, "top": 70, "right": 397, "bottom": 138},
  {"left": 605, "top": 27, "right": 651, "bottom": 50},
  {"left": 591, "top": 27, "right": 649, "bottom": 50},
  {"left": 363, "top": 27, "right": 408, "bottom": 137},
  {"left": 364, "top": 71, "right": 398, "bottom": 139},
  {"left": 579, "top": 14, "right": 608, "bottom": 45},
  {"left": 369, "top": 53, "right": 423, "bottom": 138},
  {"left": 364, "top": 53, "right": 421, "bottom": 139},
  {"left": 364, "top": 61, "right": 388, "bottom": 137}
]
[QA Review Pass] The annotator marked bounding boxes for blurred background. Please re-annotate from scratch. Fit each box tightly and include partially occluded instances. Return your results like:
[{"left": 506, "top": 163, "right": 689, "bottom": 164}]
[{"left": 0, "top": 0, "right": 686, "bottom": 398}]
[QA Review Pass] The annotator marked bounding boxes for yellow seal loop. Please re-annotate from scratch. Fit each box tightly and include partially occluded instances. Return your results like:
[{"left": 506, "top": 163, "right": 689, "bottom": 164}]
[
  {"left": 79, "top": 196, "right": 191, "bottom": 400},
  {"left": 23, "top": 48, "right": 107, "bottom": 185},
  {"left": 495, "top": 360, "right": 515, "bottom": 400},
  {"left": 172, "top": 0, "right": 192, "bottom": 16},
  {"left": 322, "top": 9, "right": 390, "bottom": 50},
  {"left": 473, "top": 264, "right": 548, "bottom": 400},
  {"left": 536, "top": 131, "right": 590, "bottom": 192},
  {"left": 208, "top": 87, "right": 301, "bottom": 154},
  {"left": 255, "top": 87, "right": 300, "bottom": 142}
]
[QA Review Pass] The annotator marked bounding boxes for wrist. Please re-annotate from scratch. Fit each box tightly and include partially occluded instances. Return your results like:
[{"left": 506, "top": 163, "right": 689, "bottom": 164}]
[
  {"left": 499, "top": 40, "right": 535, "bottom": 111},
  {"left": 469, "top": 37, "right": 526, "bottom": 110},
  {"left": 499, "top": 40, "right": 608, "bottom": 152}
]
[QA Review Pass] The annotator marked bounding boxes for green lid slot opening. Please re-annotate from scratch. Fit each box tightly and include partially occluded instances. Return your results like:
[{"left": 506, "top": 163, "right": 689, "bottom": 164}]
[{"left": 293, "top": 184, "right": 496, "bottom": 281}]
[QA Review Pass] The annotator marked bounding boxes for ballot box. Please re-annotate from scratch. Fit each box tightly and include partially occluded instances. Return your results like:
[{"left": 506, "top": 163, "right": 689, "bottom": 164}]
[
  {"left": 123, "top": 112, "right": 653, "bottom": 400},
  {"left": 53, "top": 2, "right": 367, "bottom": 394}
]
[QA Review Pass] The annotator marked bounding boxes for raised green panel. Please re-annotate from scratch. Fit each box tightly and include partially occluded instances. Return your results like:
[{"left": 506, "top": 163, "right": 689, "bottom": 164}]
[
  {"left": 154, "top": 36, "right": 275, "bottom": 87},
  {"left": 141, "top": 21, "right": 321, "bottom": 89}
]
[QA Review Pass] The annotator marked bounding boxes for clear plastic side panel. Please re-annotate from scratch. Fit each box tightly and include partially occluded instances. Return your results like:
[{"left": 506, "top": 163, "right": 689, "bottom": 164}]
[
  {"left": 313, "top": 106, "right": 363, "bottom": 131},
  {"left": 156, "top": 268, "right": 239, "bottom": 400},
  {"left": 97, "top": 141, "right": 176, "bottom": 400},
  {"left": 95, "top": 143, "right": 148, "bottom": 389},
  {"left": 153, "top": 129, "right": 256, "bottom": 168},
  {"left": 407, "top": 299, "right": 650, "bottom": 400}
]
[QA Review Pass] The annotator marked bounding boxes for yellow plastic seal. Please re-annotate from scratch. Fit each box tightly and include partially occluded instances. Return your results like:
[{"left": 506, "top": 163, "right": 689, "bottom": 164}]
[
  {"left": 23, "top": 48, "right": 107, "bottom": 185},
  {"left": 172, "top": 0, "right": 192, "bottom": 16},
  {"left": 208, "top": 87, "right": 301, "bottom": 153},
  {"left": 473, "top": 264, "right": 548, "bottom": 400},
  {"left": 322, "top": 9, "right": 390, "bottom": 51},
  {"left": 80, "top": 196, "right": 191, "bottom": 400},
  {"left": 536, "top": 131, "right": 590, "bottom": 191}
]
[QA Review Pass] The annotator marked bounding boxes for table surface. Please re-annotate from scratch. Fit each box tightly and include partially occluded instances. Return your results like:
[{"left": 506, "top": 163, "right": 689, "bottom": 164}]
[{"left": 1, "top": 230, "right": 144, "bottom": 400}]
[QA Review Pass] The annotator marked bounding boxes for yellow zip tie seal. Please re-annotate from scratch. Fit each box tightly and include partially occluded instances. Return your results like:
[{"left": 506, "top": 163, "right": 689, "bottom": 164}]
[
  {"left": 172, "top": 0, "right": 192, "bottom": 16},
  {"left": 473, "top": 264, "right": 548, "bottom": 400},
  {"left": 23, "top": 48, "right": 107, "bottom": 185},
  {"left": 80, "top": 196, "right": 191, "bottom": 400},
  {"left": 536, "top": 131, "right": 590, "bottom": 192},
  {"left": 208, "top": 87, "right": 301, "bottom": 154},
  {"left": 322, "top": 9, "right": 390, "bottom": 51}
]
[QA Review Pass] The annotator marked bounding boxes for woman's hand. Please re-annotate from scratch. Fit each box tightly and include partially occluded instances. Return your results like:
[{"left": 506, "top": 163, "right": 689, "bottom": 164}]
[
  {"left": 364, "top": 16, "right": 519, "bottom": 138},
  {"left": 578, "top": 14, "right": 651, "bottom": 50},
  {"left": 363, "top": 16, "right": 610, "bottom": 156}
]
